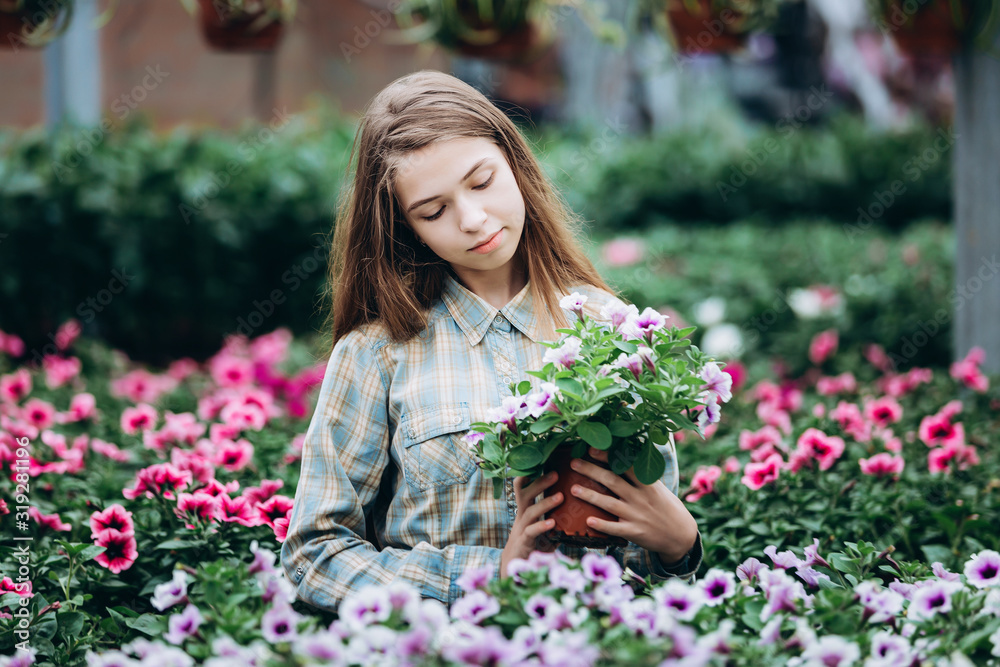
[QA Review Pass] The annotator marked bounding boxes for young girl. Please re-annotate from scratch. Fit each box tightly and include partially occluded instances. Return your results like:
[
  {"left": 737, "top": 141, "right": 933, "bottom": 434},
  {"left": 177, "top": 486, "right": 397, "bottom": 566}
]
[{"left": 280, "top": 70, "right": 703, "bottom": 614}]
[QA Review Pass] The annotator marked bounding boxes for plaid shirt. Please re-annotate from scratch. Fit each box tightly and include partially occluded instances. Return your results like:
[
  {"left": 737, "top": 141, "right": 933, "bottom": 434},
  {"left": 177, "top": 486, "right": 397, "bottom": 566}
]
[{"left": 280, "top": 273, "right": 704, "bottom": 614}]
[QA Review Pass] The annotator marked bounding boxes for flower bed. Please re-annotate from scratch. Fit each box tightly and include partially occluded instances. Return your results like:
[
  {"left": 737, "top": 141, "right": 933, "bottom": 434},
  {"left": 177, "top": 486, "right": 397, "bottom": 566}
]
[{"left": 0, "top": 317, "right": 997, "bottom": 665}]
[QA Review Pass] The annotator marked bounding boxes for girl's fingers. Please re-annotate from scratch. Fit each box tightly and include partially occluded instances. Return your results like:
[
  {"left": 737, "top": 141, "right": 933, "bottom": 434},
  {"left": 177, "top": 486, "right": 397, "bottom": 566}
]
[
  {"left": 524, "top": 492, "right": 562, "bottom": 524},
  {"left": 526, "top": 517, "right": 556, "bottom": 538}
]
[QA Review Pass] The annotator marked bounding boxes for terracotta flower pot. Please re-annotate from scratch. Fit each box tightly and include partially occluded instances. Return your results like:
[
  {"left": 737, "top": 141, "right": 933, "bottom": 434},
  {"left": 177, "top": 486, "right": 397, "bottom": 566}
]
[
  {"left": 541, "top": 444, "right": 628, "bottom": 549},
  {"left": 884, "top": 0, "right": 969, "bottom": 56},
  {"left": 196, "top": 0, "right": 284, "bottom": 52},
  {"left": 665, "top": 0, "right": 748, "bottom": 55}
]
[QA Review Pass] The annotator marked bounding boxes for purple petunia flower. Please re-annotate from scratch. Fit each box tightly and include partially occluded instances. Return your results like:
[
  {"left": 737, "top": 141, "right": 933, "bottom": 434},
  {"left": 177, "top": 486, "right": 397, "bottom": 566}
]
[
  {"left": 758, "top": 615, "right": 784, "bottom": 646},
  {"left": 736, "top": 557, "right": 766, "bottom": 585},
  {"left": 932, "top": 561, "right": 962, "bottom": 582},
  {"left": 653, "top": 579, "right": 705, "bottom": 622},
  {"left": 964, "top": 549, "right": 1000, "bottom": 589},
  {"left": 485, "top": 395, "right": 527, "bottom": 431},
  {"left": 260, "top": 603, "right": 301, "bottom": 645},
  {"left": 697, "top": 394, "right": 721, "bottom": 428},
  {"left": 151, "top": 570, "right": 190, "bottom": 612},
  {"left": 247, "top": 541, "right": 277, "bottom": 576},
  {"left": 461, "top": 431, "right": 485, "bottom": 454},
  {"left": 619, "top": 598, "right": 669, "bottom": 638},
  {"left": 450, "top": 590, "right": 500, "bottom": 625},
  {"left": 525, "top": 383, "right": 561, "bottom": 418},
  {"left": 632, "top": 307, "right": 668, "bottom": 340},
  {"left": 394, "top": 625, "right": 432, "bottom": 661},
  {"left": 442, "top": 626, "right": 518, "bottom": 666},
  {"left": 698, "top": 568, "right": 737, "bottom": 606},
  {"left": 548, "top": 563, "right": 588, "bottom": 595},
  {"left": 699, "top": 361, "right": 733, "bottom": 403},
  {"left": 600, "top": 299, "right": 639, "bottom": 332},
  {"left": 543, "top": 336, "right": 583, "bottom": 369},
  {"left": 5, "top": 649, "right": 37, "bottom": 667},
  {"left": 867, "top": 630, "right": 914, "bottom": 667},
  {"left": 613, "top": 352, "right": 644, "bottom": 380},
  {"left": 763, "top": 545, "right": 804, "bottom": 570},
  {"left": 854, "top": 581, "right": 905, "bottom": 624},
  {"left": 164, "top": 604, "right": 204, "bottom": 645},
  {"left": 581, "top": 553, "right": 623, "bottom": 584},
  {"left": 800, "top": 636, "right": 861, "bottom": 667},
  {"left": 907, "top": 579, "right": 963, "bottom": 622},
  {"left": 291, "top": 631, "right": 344, "bottom": 662},
  {"left": 457, "top": 564, "right": 494, "bottom": 593},
  {"left": 758, "top": 569, "right": 813, "bottom": 623},
  {"left": 84, "top": 649, "right": 134, "bottom": 667},
  {"left": 537, "top": 629, "right": 601, "bottom": 667},
  {"left": 339, "top": 586, "right": 392, "bottom": 630},
  {"left": 559, "top": 292, "right": 588, "bottom": 315},
  {"left": 802, "top": 538, "right": 831, "bottom": 569}
]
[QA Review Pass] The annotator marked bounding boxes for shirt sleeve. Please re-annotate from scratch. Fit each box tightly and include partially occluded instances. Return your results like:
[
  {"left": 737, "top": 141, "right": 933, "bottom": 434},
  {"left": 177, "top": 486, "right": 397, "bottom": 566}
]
[{"left": 279, "top": 328, "right": 501, "bottom": 614}]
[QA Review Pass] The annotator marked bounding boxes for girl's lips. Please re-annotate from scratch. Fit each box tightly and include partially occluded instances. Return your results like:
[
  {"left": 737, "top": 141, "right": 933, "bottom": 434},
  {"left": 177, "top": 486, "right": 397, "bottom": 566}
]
[{"left": 470, "top": 229, "right": 503, "bottom": 254}]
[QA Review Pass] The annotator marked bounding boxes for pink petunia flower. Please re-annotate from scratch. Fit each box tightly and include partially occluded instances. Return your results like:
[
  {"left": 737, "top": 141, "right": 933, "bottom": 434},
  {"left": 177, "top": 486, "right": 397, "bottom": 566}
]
[
  {"left": 739, "top": 425, "right": 784, "bottom": 452},
  {"left": 742, "top": 454, "right": 783, "bottom": 491},
  {"left": 0, "top": 369, "right": 32, "bottom": 403},
  {"left": 63, "top": 392, "right": 98, "bottom": 423},
  {"left": 90, "top": 438, "right": 132, "bottom": 462},
  {"left": 209, "top": 354, "right": 254, "bottom": 389},
  {"left": 0, "top": 331, "right": 25, "bottom": 357},
  {"left": 217, "top": 494, "right": 262, "bottom": 527},
  {"left": 213, "top": 438, "right": 255, "bottom": 472},
  {"left": 21, "top": 398, "right": 56, "bottom": 431},
  {"left": 28, "top": 507, "right": 71, "bottom": 531},
  {"left": 950, "top": 346, "right": 989, "bottom": 393},
  {"left": 53, "top": 319, "right": 82, "bottom": 351},
  {"left": 808, "top": 329, "right": 839, "bottom": 365},
  {"left": 918, "top": 413, "right": 965, "bottom": 448},
  {"left": 122, "top": 463, "right": 193, "bottom": 500},
  {"left": 90, "top": 504, "right": 135, "bottom": 538},
  {"left": 256, "top": 494, "right": 294, "bottom": 529},
  {"left": 685, "top": 465, "right": 722, "bottom": 502},
  {"left": 242, "top": 479, "right": 285, "bottom": 506},
  {"left": 42, "top": 355, "right": 82, "bottom": 389},
  {"left": 863, "top": 396, "right": 903, "bottom": 428},
  {"left": 601, "top": 238, "right": 644, "bottom": 267},
  {"left": 858, "top": 453, "right": 905, "bottom": 479},
  {"left": 121, "top": 403, "right": 158, "bottom": 436},
  {"left": 175, "top": 492, "right": 222, "bottom": 528}
]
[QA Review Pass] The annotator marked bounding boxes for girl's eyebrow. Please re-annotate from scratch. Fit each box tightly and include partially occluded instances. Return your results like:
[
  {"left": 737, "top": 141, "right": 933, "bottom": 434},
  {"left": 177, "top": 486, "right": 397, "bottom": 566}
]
[{"left": 405, "top": 157, "right": 491, "bottom": 213}]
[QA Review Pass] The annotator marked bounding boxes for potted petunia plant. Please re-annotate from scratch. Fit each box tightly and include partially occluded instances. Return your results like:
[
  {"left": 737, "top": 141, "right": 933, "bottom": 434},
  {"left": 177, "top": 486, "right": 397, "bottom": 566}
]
[
  {"left": 390, "top": 0, "right": 627, "bottom": 65},
  {"left": 463, "top": 293, "right": 732, "bottom": 549},
  {"left": 646, "top": 0, "right": 787, "bottom": 55},
  {"left": 866, "top": 0, "right": 1000, "bottom": 57},
  {"left": 178, "top": 0, "right": 296, "bottom": 52},
  {"left": 0, "top": 0, "right": 73, "bottom": 50}
]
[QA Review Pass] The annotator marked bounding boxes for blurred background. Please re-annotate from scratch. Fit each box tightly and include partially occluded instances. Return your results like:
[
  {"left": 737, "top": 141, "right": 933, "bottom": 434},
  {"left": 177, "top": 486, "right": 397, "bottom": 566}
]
[{"left": 1, "top": 0, "right": 998, "bottom": 379}]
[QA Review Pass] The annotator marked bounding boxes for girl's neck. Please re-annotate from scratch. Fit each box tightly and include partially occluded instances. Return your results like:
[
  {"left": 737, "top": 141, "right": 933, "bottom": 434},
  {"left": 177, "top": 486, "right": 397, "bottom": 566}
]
[{"left": 452, "top": 255, "right": 528, "bottom": 310}]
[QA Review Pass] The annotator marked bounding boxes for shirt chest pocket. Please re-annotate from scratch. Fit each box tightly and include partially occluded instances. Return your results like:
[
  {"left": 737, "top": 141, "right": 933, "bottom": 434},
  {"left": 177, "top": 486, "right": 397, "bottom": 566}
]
[{"left": 399, "top": 403, "right": 477, "bottom": 492}]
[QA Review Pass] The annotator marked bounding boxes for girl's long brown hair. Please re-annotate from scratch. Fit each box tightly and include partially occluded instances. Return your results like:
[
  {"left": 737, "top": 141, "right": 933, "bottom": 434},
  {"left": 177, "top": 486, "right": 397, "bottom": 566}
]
[{"left": 324, "top": 69, "right": 613, "bottom": 353}]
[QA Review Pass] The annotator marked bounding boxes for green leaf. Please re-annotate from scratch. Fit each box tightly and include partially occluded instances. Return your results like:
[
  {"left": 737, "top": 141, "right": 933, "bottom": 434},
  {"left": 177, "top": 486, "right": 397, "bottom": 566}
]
[
  {"left": 56, "top": 611, "right": 85, "bottom": 637},
  {"left": 573, "top": 403, "right": 604, "bottom": 417},
  {"left": 556, "top": 378, "right": 584, "bottom": 398},
  {"left": 125, "top": 614, "right": 164, "bottom": 637},
  {"left": 508, "top": 445, "right": 544, "bottom": 469},
  {"left": 674, "top": 326, "right": 697, "bottom": 338},
  {"left": 77, "top": 545, "right": 107, "bottom": 562},
  {"left": 921, "top": 544, "right": 953, "bottom": 566},
  {"left": 492, "top": 477, "right": 504, "bottom": 499},
  {"left": 516, "top": 380, "right": 532, "bottom": 395},
  {"left": 632, "top": 438, "right": 666, "bottom": 484},
  {"left": 576, "top": 421, "right": 611, "bottom": 450},
  {"left": 613, "top": 340, "right": 638, "bottom": 354},
  {"left": 529, "top": 415, "right": 562, "bottom": 434},
  {"left": 155, "top": 539, "right": 206, "bottom": 550},
  {"left": 609, "top": 420, "right": 644, "bottom": 437}
]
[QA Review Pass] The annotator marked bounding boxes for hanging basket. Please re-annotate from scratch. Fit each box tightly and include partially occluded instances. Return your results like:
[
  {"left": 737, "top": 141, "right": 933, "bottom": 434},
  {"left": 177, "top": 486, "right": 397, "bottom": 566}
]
[
  {"left": 883, "top": 0, "right": 970, "bottom": 56},
  {"left": 665, "top": 0, "right": 748, "bottom": 55},
  {"left": 452, "top": 18, "right": 555, "bottom": 65},
  {"left": 0, "top": 0, "right": 73, "bottom": 50},
  {"left": 196, "top": 0, "right": 285, "bottom": 52},
  {"left": 540, "top": 442, "right": 628, "bottom": 549}
]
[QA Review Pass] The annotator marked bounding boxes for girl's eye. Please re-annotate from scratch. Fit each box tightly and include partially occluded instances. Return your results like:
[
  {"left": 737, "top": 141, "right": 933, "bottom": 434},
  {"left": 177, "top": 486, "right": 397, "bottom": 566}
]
[{"left": 420, "top": 174, "right": 494, "bottom": 221}]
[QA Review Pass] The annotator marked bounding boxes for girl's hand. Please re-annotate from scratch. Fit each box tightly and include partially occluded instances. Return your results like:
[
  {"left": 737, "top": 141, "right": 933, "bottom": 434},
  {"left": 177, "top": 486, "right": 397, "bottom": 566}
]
[
  {"left": 499, "top": 471, "right": 562, "bottom": 578},
  {"left": 571, "top": 447, "right": 698, "bottom": 564}
]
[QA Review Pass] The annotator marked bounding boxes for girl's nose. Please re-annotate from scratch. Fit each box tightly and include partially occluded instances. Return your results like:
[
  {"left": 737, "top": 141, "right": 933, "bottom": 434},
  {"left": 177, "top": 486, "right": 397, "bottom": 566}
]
[{"left": 457, "top": 197, "right": 487, "bottom": 233}]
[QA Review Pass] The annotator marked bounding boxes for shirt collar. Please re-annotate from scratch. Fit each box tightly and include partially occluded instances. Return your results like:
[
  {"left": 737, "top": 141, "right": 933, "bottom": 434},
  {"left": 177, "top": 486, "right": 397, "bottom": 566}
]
[{"left": 441, "top": 272, "right": 544, "bottom": 345}]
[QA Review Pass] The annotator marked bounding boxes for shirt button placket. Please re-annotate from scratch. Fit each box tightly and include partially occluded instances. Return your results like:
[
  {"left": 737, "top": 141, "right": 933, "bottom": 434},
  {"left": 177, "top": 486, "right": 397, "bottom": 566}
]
[{"left": 490, "top": 314, "right": 518, "bottom": 528}]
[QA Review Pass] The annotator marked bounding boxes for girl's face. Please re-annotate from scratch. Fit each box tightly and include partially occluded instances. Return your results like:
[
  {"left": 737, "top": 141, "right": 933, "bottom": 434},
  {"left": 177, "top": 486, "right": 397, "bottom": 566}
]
[{"left": 395, "top": 137, "right": 527, "bottom": 290}]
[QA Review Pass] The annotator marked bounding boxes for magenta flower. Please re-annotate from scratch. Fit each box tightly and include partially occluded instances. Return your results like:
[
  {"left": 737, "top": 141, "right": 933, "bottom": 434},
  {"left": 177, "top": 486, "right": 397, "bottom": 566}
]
[
  {"left": 261, "top": 603, "right": 301, "bottom": 644},
  {"left": 151, "top": 570, "right": 190, "bottom": 611},
  {"left": 175, "top": 493, "right": 222, "bottom": 528},
  {"left": 613, "top": 352, "right": 643, "bottom": 380},
  {"left": 963, "top": 550, "right": 1000, "bottom": 589},
  {"left": 0, "top": 368, "right": 32, "bottom": 403},
  {"left": 741, "top": 453, "right": 783, "bottom": 491},
  {"left": 859, "top": 452, "right": 905, "bottom": 479},
  {"left": 461, "top": 431, "right": 485, "bottom": 454},
  {"left": 485, "top": 394, "right": 527, "bottom": 431},
  {"left": 632, "top": 307, "right": 668, "bottom": 341},
  {"left": 863, "top": 396, "right": 903, "bottom": 428},
  {"left": 919, "top": 413, "right": 965, "bottom": 449},
  {"left": 542, "top": 336, "right": 582, "bottom": 369},
  {"left": 293, "top": 631, "right": 346, "bottom": 663},
  {"left": 65, "top": 392, "right": 97, "bottom": 422},
  {"left": 93, "top": 528, "right": 138, "bottom": 574},
  {"left": 28, "top": 507, "right": 71, "bottom": 532},
  {"left": 90, "top": 504, "right": 135, "bottom": 538},
  {"left": 256, "top": 494, "right": 294, "bottom": 528},
  {"left": 808, "top": 329, "right": 839, "bottom": 365},
  {"left": 42, "top": 355, "right": 81, "bottom": 389},
  {"left": 763, "top": 545, "right": 802, "bottom": 570},
  {"left": 339, "top": 586, "right": 392, "bottom": 630},
  {"left": 21, "top": 398, "right": 56, "bottom": 431},
  {"left": 950, "top": 346, "right": 989, "bottom": 392},
  {"left": 90, "top": 438, "right": 131, "bottom": 462},
  {"left": 601, "top": 238, "right": 644, "bottom": 267},
  {"left": 213, "top": 438, "right": 255, "bottom": 472},
  {"left": 164, "top": 604, "right": 203, "bottom": 645},
  {"left": 854, "top": 581, "right": 904, "bottom": 624},
  {"left": 122, "top": 463, "right": 193, "bottom": 500},
  {"left": 685, "top": 465, "right": 722, "bottom": 502},
  {"left": 653, "top": 579, "right": 705, "bottom": 622},
  {"left": 242, "top": 478, "right": 284, "bottom": 505},
  {"left": 209, "top": 354, "right": 254, "bottom": 389},
  {"left": 758, "top": 568, "right": 812, "bottom": 622},
  {"left": 120, "top": 403, "right": 158, "bottom": 435}
]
